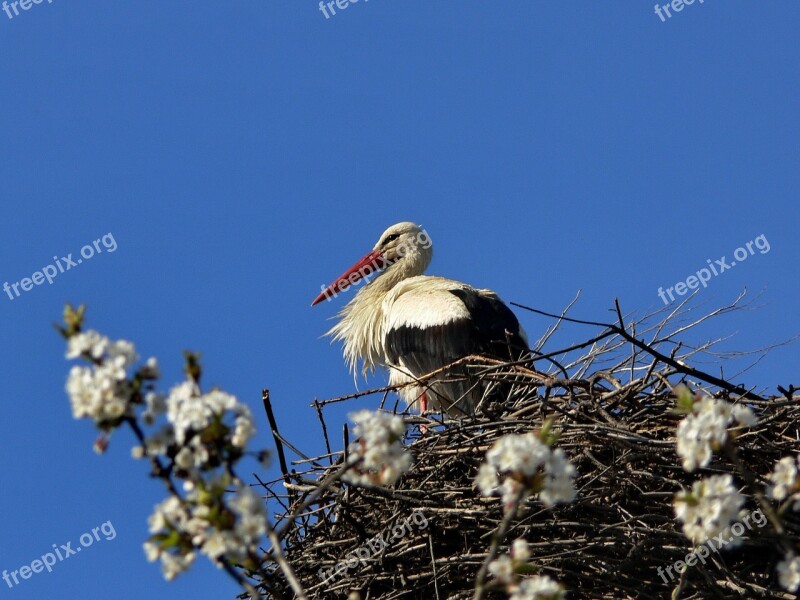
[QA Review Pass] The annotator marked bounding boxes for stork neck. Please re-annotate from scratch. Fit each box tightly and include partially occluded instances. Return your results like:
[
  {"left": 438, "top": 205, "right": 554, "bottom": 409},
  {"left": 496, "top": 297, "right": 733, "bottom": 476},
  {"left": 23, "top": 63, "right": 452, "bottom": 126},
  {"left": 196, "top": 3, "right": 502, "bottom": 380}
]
[
  {"left": 360, "top": 256, "right": 423, "bottom": 302},
  {"left": 328, "top": 250, "right": 430, "bottom": 376}
]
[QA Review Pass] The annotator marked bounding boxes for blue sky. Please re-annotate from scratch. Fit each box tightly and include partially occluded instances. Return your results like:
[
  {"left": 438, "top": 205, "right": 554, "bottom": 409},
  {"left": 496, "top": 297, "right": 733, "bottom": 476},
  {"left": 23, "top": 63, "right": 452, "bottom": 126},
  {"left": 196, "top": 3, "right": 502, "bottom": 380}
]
[{"left": 0, "top": 1, "right": 797, "bottom": 598}]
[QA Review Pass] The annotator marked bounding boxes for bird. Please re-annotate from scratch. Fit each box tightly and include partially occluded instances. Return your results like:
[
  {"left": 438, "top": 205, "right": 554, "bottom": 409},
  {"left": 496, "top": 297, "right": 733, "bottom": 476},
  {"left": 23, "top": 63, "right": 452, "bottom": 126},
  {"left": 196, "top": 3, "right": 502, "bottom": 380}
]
[{"left": 312, "top": 221, "right": 529, "bottom": 417}]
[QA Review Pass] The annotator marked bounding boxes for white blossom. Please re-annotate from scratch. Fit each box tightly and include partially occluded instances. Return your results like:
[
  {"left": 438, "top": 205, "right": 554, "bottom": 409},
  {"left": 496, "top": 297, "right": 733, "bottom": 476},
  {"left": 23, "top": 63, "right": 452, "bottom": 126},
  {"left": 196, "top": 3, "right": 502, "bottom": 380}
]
[
  {"left": 488, "top": 538, "right": 533, "bottom": 585},
  {"left": 64, "top": 332, "right": 138, "bottom": 424},
  {"left": 196, "top": 486, "right": 267, "bottom": 561},
  {"left": 488, "top": 554, "right": 514, "bottom": 584},
  {"left": 148, "top": 496, "right": 190, "bottom": 534},
  {"left": 165, "top": 383, "right": 255, "bottom": 450},
  {"left": 511, "top": 538, "right": 531, "bottom": 562},
  {"left": 65, "top": 323, "right": 269, "bottom": 584},
  {"left": 510, "top": 575, "right": 564, "bottom": 600},
  {"left": 107, "top": 338, "right": 138, "bottom": 370},
  {"left": 487, "top": 433, "right": 551, "bottom": 476},
  {"left": 676, "top": 396, "right": 757, "bottom": 472},
  {"left": 146, "top": 484, "right": 267, "bottom": 579},
  {"left": 768, "top": 455, "right": 800, "bottom": 508},
  {"left": 175, "top": 444, "right": 206, "bottom": 470},
  {"left": 66, "top": 330, "right": 109, "bottom": 360},
  {"left": 141, "top": 356, "right": 160, "bottom": 379},
  {"left": 777, "top": 552, "right": 800, "bottom": 592},
  {"left": 476, "top": 433, "right": 576, "bottom": 509},
  {"left": 228, "top": 487, "right": 268, "bottom": 548},
  {"left": 488, "top": 539, "right": 564, "bottom": 599},
  {"left": 674, "top": 474, "right": 745, "bottom": 545},
  {"left": 66, "top": 332, "right": 137, "bottom": 375},
  {"left": 731, "top": 404, "right": 758, "bottom": 428},
  {"left": 143, "top": 541, "right": 160, "bottom": 562},
  {"left": 539, "top": 449, "right": 577, "bottom": 507},
  {"left": 66, "top": 363, "right": 131, "bottom": 422},
  {"left": 166, "top": 382, "right": 209, "bottom": 444},
  {"left": 343, "top": 410, "right": 412, "bottom": 487},
  {"left": 476, "top": 462, "right": 500, "bottom": 495},
  {"left": 200, "top": 530, "right": 241, "bottom": 560},
  {"left": 232, "top": 410, "right": 256, "bottom": 448},
  {"left": 158, "top": 550, "right": 195, "bottom": 581}
]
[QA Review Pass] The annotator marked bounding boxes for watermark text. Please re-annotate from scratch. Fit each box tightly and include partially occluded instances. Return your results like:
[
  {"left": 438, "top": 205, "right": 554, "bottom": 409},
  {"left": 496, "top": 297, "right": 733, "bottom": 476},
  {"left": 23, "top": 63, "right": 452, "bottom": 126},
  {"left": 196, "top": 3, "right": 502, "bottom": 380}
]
[
  {"left": 654, "top": 0, "right": 704, "bottom": 23},
  {"left": 2, "top": 520, "right": 117, "bottom": 589},
  {"left": 318, "top": 510, "right": 427, "bottom": 583},
  {"left": 319, "top": 0, "right": 369, "bottom": 20},
  {"left": 3, "top": 232, "right": 118, "bottom": 302},
  {"left": 656, "top": 508, "right": 766, "bottom": 583},
  {"left": 657, "top": 233, "right": 770, "bottom": 305},
  {"left": 3, "top": 0, "right": 54, "bottom": 21}
]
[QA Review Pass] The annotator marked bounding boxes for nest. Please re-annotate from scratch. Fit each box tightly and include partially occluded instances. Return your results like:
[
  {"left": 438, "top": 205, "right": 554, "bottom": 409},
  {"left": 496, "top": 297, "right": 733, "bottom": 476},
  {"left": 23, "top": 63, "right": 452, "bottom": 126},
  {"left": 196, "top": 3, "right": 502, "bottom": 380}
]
[{"left": 248, "top": 294, "right": 800, "bottom": 599}]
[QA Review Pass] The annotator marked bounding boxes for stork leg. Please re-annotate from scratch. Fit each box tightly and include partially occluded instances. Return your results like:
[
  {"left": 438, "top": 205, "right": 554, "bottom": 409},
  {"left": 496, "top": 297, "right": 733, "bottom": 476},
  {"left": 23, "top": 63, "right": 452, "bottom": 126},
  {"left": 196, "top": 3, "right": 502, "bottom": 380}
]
[{"left": 418, "top": 391, "right": 430, "bottom": 434}]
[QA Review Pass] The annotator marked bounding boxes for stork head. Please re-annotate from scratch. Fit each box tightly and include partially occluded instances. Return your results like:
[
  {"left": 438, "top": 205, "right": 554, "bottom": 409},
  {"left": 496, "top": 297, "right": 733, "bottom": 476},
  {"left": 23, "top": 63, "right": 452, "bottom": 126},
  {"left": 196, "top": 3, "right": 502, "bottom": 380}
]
[{"left": 312, "top": 221, "right": 433, "bottom": 306}]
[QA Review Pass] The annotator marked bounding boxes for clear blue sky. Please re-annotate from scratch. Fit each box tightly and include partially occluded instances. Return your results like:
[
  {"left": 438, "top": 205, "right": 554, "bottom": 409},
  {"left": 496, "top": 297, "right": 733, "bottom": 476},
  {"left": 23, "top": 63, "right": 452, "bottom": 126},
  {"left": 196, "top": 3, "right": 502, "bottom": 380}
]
[{"left": 0, "top": 2, "right": 797, "bottom": 599}]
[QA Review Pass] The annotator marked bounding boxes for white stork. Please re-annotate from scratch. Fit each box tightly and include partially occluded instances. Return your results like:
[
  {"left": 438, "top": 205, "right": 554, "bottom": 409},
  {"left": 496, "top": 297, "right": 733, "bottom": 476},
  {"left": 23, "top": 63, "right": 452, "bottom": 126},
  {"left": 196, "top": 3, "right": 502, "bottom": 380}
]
[{"left": 311, "top": 222, "right": 529, "bottom": 417}]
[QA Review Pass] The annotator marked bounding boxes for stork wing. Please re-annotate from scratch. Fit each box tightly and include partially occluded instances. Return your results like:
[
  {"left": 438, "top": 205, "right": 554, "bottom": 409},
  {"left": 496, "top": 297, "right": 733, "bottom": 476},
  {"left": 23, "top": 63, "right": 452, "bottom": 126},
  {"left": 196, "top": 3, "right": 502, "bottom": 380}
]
[{"left": 383, "top": 279, "right": 528, "bottom": 378}]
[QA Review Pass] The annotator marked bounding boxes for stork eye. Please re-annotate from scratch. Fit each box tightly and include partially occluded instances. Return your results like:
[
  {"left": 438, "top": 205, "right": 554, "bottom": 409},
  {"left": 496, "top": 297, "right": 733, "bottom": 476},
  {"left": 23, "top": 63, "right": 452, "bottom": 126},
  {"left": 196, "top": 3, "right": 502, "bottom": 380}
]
[{"left": 382, "top": 234, "right": 400, "bottom": 246}]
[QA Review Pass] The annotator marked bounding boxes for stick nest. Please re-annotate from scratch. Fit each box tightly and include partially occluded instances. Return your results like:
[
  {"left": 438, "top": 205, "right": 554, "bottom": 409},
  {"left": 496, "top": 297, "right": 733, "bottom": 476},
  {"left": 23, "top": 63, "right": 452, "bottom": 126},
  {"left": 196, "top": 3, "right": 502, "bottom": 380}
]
[{"left": 250, "top": 294, "right": 800, "bottom": 599}]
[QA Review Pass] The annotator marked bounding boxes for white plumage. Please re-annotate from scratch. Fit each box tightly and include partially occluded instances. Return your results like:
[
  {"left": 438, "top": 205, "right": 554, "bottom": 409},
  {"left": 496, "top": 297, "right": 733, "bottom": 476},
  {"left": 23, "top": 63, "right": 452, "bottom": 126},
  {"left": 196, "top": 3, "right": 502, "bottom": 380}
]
[{"left": 313, "top": 222, "right": 528, "bottom": 416}]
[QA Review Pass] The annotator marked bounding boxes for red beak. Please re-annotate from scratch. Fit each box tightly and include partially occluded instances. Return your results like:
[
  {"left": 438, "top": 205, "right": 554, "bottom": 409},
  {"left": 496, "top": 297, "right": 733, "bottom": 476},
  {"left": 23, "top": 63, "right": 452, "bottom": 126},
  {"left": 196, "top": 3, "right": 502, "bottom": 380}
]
[{"left": 311, "top": 249, "right": 386, "bottom": 306}]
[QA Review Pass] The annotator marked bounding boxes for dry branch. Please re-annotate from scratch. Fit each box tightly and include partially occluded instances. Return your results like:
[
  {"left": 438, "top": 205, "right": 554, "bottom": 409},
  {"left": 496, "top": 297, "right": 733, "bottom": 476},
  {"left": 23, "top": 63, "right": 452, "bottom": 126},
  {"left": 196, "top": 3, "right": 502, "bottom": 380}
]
[{"left": 245, "top": 296, "right": 799, "bottom": 599}]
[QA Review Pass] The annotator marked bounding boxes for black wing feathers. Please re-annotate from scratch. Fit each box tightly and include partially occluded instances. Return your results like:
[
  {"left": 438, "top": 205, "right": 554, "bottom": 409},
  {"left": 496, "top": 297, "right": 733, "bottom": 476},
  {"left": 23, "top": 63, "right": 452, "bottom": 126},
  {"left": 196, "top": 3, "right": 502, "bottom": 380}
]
[
  {"left": 384, "top": 289, "right": 528, "bottom": 374},
  {"left": 384, "top": 288, "right": 529, "bottom": 414},
  {"left": 447, "top": 288, "right": 527, "bottom": 358}
]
